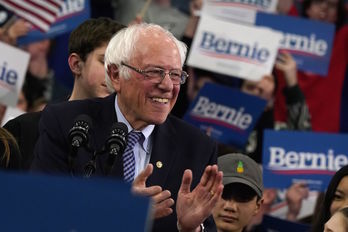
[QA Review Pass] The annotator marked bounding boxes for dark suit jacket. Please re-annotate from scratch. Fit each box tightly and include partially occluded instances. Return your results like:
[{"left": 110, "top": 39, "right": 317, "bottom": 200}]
[
  {"left": 31, "top": 93, "right": 218, "bottom": 232},
  {"left": 3, "top": 111, "right": 42, "bottom": 170}
]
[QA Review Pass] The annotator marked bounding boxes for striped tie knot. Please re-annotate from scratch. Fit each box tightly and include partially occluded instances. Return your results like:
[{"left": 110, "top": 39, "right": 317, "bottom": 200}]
[
  {"left": 123, "top": 131, "right": 143, "bottom": 182},
  {"left": 127, "top": 131, "right": 142, "bottom": 148}
]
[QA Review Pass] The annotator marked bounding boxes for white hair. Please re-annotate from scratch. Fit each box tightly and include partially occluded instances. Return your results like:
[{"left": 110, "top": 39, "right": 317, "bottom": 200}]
[{"left": 104, "top": 23, "right": 187, "bottom": 92}]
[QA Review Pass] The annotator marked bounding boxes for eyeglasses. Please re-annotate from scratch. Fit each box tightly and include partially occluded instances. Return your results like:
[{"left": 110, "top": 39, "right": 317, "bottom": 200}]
[{"left": 121, "top": 62, "right": 188, "bottom": 85}]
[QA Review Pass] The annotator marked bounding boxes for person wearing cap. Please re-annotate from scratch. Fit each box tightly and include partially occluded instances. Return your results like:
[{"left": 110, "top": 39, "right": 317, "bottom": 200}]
[{"left": 213, "top": 153, "right": 263, "bottom": 232}]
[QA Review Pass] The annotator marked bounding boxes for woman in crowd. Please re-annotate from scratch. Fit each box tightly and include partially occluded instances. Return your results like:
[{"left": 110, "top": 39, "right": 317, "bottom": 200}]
[{"left": 312, "top": 165, "right": 348, "bottom": 231}]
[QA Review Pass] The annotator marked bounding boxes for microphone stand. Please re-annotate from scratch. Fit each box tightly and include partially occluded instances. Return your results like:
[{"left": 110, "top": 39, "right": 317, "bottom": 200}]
[
  {"left": 81, "top": 121, "right": 128, "bottom": 178},
  {"left": 68, "top": 139, "right": 90, "bottom": 177},
  {"left": 83, "top": 148, "right": 105, "bottom": 178},
  {"left": 68, "top": 146, "right": 78, "bottom": 176}
]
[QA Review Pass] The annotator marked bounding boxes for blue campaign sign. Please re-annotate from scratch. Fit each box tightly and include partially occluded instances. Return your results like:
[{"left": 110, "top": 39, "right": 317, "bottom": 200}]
[
  {"left": 0, "top": 171, "right": 152, "bottom": 232},
  {"left": 255, "top": 12, "right": 335, "bottom": 76},
  {"left": 183, "top": 82, "right": 266, "bottom": 148},
  {"left": 17, "top": 0, "right": 90, "bottom": 45},
  {"left": 263, "top": 130, "right": 348, "bottom": 191}
]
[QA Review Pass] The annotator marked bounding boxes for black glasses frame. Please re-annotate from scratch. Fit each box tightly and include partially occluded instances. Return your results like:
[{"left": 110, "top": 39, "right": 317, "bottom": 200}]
[{"left": 121, "top": 62, "right": 188, "bottom": 85}]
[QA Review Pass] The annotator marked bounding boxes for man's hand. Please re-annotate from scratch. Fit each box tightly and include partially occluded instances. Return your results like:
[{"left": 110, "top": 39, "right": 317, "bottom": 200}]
[
  {"left": 132, "top": 164, "right": 174, "bottom": 219},
  {"left": 176, "top": 165, "right": 224, "bottom": 232},
  {"left": 7, "top": 19, "right": 31, "bottom": 39},
  {"left": 275, "top": 51, "right": 298, "bottom": 87}
]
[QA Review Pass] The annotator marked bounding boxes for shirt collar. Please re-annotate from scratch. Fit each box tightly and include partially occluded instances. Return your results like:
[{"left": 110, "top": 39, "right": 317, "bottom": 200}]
[{"left": 114, "top": 95, "right": 154, "bottom": 152}]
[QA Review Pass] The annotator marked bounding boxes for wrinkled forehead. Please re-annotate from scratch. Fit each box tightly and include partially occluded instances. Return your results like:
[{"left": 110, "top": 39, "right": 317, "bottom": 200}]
[
  {"left": 137, "top": 28, "right": 176, "bottom": 47},
  {"left": 139, "top": 27, "right": 163, "bottom": 38},
  {"left": 132, "top": 28, "right": 180, "bottom": 61}
]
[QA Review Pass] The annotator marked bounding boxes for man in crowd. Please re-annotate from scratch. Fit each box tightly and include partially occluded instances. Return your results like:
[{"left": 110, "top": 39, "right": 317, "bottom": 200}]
[
  {"left": 31, "top": 23, "right": 223, "bottom": 231},
  {"left": 213, "top": 153, "right": 263, "bottom": 232}
]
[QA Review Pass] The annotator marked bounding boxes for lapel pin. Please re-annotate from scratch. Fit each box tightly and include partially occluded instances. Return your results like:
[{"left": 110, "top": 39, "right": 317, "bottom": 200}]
[{"left": 156, "top": 161, "right": 163, "bottom": 169}]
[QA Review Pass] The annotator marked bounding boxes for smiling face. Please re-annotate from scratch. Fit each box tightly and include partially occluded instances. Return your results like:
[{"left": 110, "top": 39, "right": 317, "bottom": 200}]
[{"left": 113, "top": 29, "right": 181, "bottom": 130}]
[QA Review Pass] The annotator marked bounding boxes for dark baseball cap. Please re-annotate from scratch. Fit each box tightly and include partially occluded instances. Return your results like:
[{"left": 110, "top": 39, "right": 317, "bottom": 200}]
[{"left": 218, "top": 153, "right": 263, "bottom": 198}]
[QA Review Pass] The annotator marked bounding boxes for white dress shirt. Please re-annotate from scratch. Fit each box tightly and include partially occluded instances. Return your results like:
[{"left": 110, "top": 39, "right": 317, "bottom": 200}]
[{"left": 114, "top": 95, "right": 154, "bottom": 178}]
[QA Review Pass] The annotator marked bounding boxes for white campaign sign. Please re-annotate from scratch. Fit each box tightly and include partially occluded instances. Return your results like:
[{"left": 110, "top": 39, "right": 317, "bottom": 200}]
[
  {"left": 202, "top": 0, "right": 278, "bottom": 24},
  {"left": 187, "top": 14, "right": 282, "bottom": 81},
  {"left": 0, "top": 41, "right": 30, "bottom": 106}
]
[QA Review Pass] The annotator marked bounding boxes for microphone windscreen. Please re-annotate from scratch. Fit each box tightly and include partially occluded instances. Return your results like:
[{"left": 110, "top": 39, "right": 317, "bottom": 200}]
[
  {"left": 68, "top": 114, "right": 93, "bottom": 147},
  {"left": 74, "top": 114, "right": 93, "bottom": 128},
  {"left": 111, "top": 122, "right": 128, "bottom": 135}
]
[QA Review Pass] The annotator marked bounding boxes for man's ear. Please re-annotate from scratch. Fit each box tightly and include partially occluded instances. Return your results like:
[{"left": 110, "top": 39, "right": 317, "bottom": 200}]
[
  {"left": 254, "top": 198, "right": 263, "bottom": 215},
  {"left": 68, "top": 53, "right": 83, "bottom": 76},
  {"left": 107, "top": 64, "right": 120, "bottom": 81},
  {"left": 107, "top": 64, "right": 121, "bottom": 91}
]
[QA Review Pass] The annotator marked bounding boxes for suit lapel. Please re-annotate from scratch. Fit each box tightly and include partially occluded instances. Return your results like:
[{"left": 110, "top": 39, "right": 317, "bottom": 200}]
[
  {"left": 90, "top": 96, "right": 178, "bottom": 182},
  {"left": 147, "top": 117, "right": 178, "bottom": 187},
  {"left": 88, "top": 94, "right": 117, "bottom": 148},
  {"left": 89, "top": 93, "right": 123, "bottom": 178}
]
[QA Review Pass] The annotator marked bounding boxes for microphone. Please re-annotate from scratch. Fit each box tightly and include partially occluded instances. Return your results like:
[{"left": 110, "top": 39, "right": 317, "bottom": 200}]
[
  {"left": 68, "top": 114, "right": 92, "bottom": 148},
  {"left": 104, "top": 122, "right": 128, "bottom": 175},
  {"left": 68, "top": 114, "right": 93, "bottom": 175}
]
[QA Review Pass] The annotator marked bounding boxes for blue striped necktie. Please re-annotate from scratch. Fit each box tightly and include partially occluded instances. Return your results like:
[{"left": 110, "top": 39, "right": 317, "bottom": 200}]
[{"left": 123, "top": 131, "right": 142, "bottom": 182}]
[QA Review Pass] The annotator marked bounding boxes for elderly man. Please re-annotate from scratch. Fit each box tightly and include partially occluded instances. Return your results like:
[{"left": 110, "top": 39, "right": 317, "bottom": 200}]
[{"left": 31, "top": 23, "right": 223, "bottom": 232}]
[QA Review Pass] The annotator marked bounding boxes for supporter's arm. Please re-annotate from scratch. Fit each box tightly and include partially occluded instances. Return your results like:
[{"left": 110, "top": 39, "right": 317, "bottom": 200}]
[
  {"left": 182, "top": 0, "right": 203, "bottom": 52},
  {"left": 1, "top": 19, "right": 30, "bottom": 45},
  {"left": 183, "top": 0, "right": 202, "bottom": 40},
  {"left": 285, "top": 183, "right": 309, "bottom": 221},
  {"left": 274, "top": 52, "right": 312, "bottom": 130}
]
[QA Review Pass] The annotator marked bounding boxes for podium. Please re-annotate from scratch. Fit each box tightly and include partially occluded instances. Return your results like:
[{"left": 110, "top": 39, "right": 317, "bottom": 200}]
[{"left": 0, "top": 171, "right": 152, "bottom": 232}]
